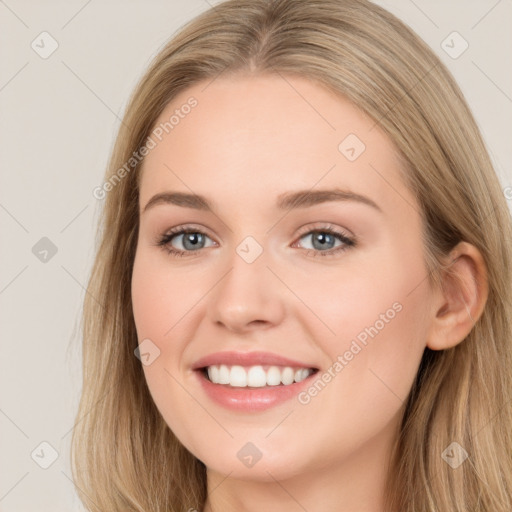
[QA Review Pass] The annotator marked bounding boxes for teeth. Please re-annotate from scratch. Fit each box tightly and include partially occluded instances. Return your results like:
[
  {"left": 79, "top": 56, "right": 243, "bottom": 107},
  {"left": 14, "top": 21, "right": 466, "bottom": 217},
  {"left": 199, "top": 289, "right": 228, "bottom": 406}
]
[
  {"left": 206, "top": 365, "right": 314, "bottom": 387},
  {"left": 266, "top": 366, "right": 281, "bottom": 386},
  {"left": 230, "top": 366, "right": 247, "bottom": 387},
  {"left": 281, "top": 367, "right": 294, "bottom": 385},
  {"left": 218, "top": 364, "right": 230, "bottom": 384},
  {"left": 247, "top": 366, "right": 267, "bottom": 387}
]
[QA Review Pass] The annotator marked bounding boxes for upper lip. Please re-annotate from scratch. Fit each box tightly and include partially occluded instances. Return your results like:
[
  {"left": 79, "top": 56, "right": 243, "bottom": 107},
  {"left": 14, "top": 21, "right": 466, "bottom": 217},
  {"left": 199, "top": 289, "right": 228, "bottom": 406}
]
[{"left": 192, "top": 351, "right": 318, "bottom": 370}]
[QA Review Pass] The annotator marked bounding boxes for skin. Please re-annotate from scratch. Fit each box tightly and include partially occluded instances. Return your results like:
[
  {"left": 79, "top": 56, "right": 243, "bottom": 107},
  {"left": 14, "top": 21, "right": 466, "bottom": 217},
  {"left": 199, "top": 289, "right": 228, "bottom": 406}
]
[{"left": 131, "top": 73, "right": 488, "bottom": 512}]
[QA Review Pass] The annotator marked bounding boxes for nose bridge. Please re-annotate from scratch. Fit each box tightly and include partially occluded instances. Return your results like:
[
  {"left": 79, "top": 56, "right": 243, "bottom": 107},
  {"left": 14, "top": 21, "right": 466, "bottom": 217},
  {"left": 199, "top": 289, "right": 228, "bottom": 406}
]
[{"left": 207, "top": 235, "right": 285, "bottom": 331}]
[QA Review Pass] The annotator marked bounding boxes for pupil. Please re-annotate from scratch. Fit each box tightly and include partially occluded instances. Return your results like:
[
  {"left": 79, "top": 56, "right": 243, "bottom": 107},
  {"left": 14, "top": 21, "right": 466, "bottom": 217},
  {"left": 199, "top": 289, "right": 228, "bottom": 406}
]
[
  {"left": 314, "top": 232, "right": 333, "bottom": 249},
  {"left": 184, "top": 233, "right": 203, "bottom": 250}
]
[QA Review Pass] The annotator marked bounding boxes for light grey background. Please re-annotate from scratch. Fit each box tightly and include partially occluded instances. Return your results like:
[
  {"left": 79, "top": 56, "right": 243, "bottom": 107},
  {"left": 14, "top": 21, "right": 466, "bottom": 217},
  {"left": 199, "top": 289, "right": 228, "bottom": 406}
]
[{"left": 0, "top": 0, "right": 510, "bottom": 510}]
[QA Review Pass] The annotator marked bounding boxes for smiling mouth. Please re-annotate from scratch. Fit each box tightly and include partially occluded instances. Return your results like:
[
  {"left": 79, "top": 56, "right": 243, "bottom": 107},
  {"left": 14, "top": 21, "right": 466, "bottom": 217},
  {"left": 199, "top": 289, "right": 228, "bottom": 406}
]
[{"left": 200, "top": 364, "right": 319, "bottom": 388}]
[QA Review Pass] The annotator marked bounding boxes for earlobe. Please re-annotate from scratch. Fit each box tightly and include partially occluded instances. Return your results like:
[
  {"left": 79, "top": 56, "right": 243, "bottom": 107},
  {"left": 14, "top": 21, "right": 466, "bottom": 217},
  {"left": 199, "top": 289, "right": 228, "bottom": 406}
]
[{"left": 426, "top": 242, "right": 489, "bottom": 351}]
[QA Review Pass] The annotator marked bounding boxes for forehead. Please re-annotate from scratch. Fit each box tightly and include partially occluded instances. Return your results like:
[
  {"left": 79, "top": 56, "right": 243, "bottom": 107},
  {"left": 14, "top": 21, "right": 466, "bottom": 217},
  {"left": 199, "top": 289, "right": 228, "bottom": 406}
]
[{"left": 138, "top": 73, "right": 411, "bottom": 214}]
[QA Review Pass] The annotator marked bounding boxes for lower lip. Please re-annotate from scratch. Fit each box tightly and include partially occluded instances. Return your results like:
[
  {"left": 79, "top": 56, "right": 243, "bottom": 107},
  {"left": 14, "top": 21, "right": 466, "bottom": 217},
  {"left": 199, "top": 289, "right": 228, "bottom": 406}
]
[{"left": 195, "top": 369, "right": 316, "bottom": 412}]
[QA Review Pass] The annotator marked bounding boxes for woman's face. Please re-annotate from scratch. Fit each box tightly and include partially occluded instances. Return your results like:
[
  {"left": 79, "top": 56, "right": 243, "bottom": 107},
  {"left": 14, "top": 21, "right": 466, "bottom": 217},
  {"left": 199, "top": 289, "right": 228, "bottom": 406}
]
[{"left": 131, "top": 73, "right": 436, "bottom": 481}]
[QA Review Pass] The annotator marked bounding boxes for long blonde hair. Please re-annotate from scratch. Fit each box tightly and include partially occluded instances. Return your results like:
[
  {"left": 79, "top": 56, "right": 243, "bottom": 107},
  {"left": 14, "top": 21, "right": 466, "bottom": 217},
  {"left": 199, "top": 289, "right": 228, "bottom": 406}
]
[{"left": 71, "top": 0, "right": 512, "bottom": 510}]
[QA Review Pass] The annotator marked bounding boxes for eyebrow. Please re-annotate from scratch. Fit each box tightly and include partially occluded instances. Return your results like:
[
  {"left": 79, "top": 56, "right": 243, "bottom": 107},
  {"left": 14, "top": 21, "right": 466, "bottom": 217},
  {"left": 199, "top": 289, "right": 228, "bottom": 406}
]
[{"left": 142, "top": 188, "right": 382, "bottom": 214}]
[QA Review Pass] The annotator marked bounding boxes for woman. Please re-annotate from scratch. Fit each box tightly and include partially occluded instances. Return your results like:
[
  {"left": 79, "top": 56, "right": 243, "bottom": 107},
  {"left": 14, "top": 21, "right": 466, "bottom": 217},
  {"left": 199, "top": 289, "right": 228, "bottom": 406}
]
[{"left": 71, "top": 0, "right": 512, "bottom": 510}]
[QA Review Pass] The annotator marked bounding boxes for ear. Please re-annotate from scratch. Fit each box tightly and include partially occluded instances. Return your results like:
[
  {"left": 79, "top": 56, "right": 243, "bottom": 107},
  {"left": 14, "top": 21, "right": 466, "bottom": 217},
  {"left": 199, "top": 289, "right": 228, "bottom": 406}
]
[{"left": 426, "top": 241, "right": 489, "bottom": 351}]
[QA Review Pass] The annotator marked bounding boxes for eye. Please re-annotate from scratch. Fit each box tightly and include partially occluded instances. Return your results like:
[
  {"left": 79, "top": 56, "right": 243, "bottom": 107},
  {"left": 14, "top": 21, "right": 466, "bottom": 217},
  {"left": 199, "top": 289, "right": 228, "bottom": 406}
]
[
  {"left": 293, "top": 225, "right": 356, "bottom": 257},
  {"left": 156, "top": 226, "right": 216, "bottom": 258},
  {"left": 155, "top": 223, "right": 356, "bottom": 258}
]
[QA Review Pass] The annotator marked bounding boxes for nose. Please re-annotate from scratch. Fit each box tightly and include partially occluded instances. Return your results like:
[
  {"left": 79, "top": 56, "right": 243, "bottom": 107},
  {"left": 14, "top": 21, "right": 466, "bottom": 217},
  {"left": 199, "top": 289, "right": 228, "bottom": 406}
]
[{"left": 206, "top": 245, "right": 286, "bottom": 333}]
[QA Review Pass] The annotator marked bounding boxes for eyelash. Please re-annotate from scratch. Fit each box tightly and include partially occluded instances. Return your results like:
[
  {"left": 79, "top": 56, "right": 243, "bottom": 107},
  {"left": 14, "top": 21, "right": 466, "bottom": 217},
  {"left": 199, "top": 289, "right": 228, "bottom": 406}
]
[{"left": 155, "top": 224, "right": 356, "bottom": 259}]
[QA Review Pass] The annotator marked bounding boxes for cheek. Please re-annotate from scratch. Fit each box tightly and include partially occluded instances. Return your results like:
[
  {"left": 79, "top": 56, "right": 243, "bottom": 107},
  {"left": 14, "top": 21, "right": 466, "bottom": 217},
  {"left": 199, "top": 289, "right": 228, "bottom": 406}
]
[
  {"left": 306, "top": 291, "right": 428, "bottom": 464},
  {"left": 131, "top": 250, "right": 201, "bottom": 347},
  {"left": 131, "top": 254, "right": 193, "bottom": 409},
  {"left": 292, "top": 245, "right": 430, "bottom": 442},
  {"left": 131, "top": 254, "right": 211, "bottom": 448},
  {"left": 287, "top": 240, "right": 429, "bottom": 358}
]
